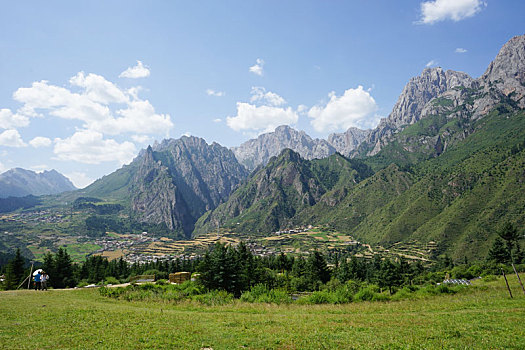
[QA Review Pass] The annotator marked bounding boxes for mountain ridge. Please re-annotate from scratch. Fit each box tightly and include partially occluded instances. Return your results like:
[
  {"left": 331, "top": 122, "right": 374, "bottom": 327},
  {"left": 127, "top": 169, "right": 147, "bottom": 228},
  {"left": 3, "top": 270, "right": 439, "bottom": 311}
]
[{"left": 0, "top": 168, "right": 76, "bottom": 198}]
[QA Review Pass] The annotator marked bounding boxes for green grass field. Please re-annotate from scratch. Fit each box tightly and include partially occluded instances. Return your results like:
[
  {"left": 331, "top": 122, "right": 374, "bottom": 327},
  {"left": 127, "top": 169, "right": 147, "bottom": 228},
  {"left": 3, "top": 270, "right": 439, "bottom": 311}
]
[{"left": 1, "top": 276, "right": 524, "bottom": 349}]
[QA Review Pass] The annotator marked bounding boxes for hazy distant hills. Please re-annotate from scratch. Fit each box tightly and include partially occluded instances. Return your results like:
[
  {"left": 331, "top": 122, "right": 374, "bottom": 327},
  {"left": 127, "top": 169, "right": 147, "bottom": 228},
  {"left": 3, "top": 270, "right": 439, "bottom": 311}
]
[{"left": 0, "top": 168, "right": 76, "bottom": 198}]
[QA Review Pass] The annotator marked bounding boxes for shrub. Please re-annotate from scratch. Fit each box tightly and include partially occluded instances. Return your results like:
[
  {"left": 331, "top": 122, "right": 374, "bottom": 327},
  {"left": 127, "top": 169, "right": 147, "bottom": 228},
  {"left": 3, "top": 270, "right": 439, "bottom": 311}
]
[
  {"left": 354, "top": 285, "right": 389, "bottom": 302},
  {"left": 77, "top": 280, "right": 90, "bottom": 288},
  {"left": 104, "top": 276, "right": 120, "bottom": 285},
  {"left": 193, "top": 290, "right": 234, "bottom": 306},
  {"left": 391, "top": 287, "right": 414, "bottom": 301},
  {"left": 298, "top": 291, "right": 334, "bottom": 304},
  {"left": 332, "top": 286, "right": 354, "bottom": 304},
  {"left": 240, "top": 285, "right": 292, "bottom": 304}
]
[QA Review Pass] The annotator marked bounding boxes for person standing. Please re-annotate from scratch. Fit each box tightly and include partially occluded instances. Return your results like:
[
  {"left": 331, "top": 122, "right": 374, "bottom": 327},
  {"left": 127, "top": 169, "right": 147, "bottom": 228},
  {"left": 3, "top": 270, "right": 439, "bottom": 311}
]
[
  {"left": 34, "top": 271, "right": 41, "bottom": 290},
  {"left": 41, "top": 271, "right": 48, "bottom": 291}
]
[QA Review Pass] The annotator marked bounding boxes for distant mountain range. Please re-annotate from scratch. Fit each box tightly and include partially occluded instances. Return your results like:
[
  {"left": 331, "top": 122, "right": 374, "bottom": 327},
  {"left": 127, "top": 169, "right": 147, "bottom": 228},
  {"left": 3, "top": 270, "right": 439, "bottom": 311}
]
[
  {"left": 0, "top": 168, "right": 76, "bottom": 198},
  {"left": 3, "top": 34, "right": 524, "bottom": 261}
]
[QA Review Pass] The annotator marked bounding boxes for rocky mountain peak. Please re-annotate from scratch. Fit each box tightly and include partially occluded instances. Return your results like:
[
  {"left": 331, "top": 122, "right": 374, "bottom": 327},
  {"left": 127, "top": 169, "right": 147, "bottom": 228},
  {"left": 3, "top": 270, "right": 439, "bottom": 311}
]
[
  {"left": 327, "top": 127, "right": 371, "bottom": 157},
  {"left": 481, "top": 34, "right": 525, "bottom": 108},
  {"left": 387, "top": 67, "right": 475, "bottom": 129},
  {"left": 232, "top": 125, "right": 335, "bottom": 171},
  {"left": 130, "top": 135, "right": 249, "bottom": 237},
  {"left": 358, "top": 67, "right": 475, "bottom": 156}
]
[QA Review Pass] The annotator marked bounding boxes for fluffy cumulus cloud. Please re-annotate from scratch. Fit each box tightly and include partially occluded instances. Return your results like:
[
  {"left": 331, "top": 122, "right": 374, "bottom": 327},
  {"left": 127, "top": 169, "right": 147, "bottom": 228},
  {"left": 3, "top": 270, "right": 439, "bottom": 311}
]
[
  {"left": 227, "top": 103, "right": 298, "bottom": 133},
  {"left": 54, "top": 130, "right": 136, "bottom": 165},
  {"left": 119, "top": 60, "right": 150, "bottom": 79},
  {"left": 226, "top": 87, "right": 297, "bottom": 133},
  {"left": 0, "top": 129, "right": 26, "bottom": 147},
  {"left": 29, "top": 136, "right": 52, "bottom": 148},
  {"left": 131, "top": 134, "right": 151, "bottom": 144},
  {"left": 249, "top": 58, "right": 264, "bottom": 76},
  {"left": 11, "top": 71, "right": 172, "bottom": 137},
  {"left": 250, "top": 87, "right": 286, "bottom": 106},
  {"left": 1, "top": 64, "right": 171, "bottom": 166},
  {"left": 419, "top": 0, "right": 485, "bottom": 24},
  {"left": 206, "top": 89, "right": 225, "bottom": 97},
  {"left": 0, "top": 109, "right": 30, "bottom": 129},
  {"left": 308, "top": 86, "right": 378, "bottom": 132}
]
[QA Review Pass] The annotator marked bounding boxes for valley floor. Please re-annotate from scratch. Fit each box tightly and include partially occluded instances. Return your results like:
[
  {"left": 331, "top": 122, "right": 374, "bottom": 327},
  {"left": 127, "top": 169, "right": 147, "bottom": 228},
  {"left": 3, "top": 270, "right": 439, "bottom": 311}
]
[{"left": 1, "top": 276, "right": 524, "bottom": 349}]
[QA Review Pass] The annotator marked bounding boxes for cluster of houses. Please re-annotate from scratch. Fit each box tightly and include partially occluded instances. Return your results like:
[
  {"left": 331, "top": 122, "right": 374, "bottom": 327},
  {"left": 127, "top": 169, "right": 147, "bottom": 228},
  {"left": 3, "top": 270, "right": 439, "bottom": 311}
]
[
  {"left": 273, "top": 225, "right": 313, "bottom": 235},
  {"left": 1, "top": 210, "right": 68, "bottom": 224},
  {"left": 124, "top": 252, "right": 200, "bottom": 265},
  {"left": 92, "top": 232, "right": 155, "bottom": 254},
  {"left": 243, "top": 241, "right": 277, "bottom": 257}
]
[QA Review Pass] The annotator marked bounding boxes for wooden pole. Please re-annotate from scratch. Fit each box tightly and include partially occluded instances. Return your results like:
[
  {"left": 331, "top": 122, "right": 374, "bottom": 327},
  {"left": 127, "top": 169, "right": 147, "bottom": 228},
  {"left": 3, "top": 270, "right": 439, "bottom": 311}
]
[
  {"left": 26, "top": 263, "right": 34, "bottom": 290},
  {"left": 502, "top": 268, "right": 513, "bottom": 298},
  {"left": 17, "top": 275, "right": 30, "bottom": 290},
  {"left": 512, "top": 263, "right": 525, "bottom": 295}
]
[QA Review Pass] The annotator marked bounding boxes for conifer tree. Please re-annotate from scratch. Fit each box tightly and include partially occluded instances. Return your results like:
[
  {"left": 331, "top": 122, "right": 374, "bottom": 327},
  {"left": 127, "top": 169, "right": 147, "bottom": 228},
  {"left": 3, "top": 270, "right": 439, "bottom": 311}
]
[{"left": 488, "top": 237, "right": 510, "bottom": 263}]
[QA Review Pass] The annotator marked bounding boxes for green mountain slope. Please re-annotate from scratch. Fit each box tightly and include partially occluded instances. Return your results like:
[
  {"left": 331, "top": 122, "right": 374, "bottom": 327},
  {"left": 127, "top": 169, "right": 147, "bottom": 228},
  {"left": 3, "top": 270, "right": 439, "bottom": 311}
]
[
  {"left": 192, "top": 150, "right": 372, "bottom": 236},
  {"left": 311, "top": 108, "right": 525, "bottom": 260}
]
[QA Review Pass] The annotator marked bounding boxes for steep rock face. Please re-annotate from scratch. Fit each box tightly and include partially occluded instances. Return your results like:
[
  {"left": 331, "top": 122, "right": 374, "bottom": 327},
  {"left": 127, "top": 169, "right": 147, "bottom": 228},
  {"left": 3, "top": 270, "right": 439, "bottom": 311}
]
[
  {"left": 361, "top": 68, "right": 476, "bottom": 156},
  {"left": 327, "top": 127, "right": 371, "bottom": 157},
  {"left": 0, "top": 168, "right": 76, "bottom": 198},
  {"left": 130, "top": 136, "right": 249, "bottom": 236},
  {"left": 356, "top": 35, "right": 525, "bottom": 158},
  {"left": 387, "top": 68, "right": 476, "bottom": 128},
  {"left": 232, "top": 125, "right": 336, "bottom": 171},
  {"left": 481, "top": 35, "right": 525, "bottom": 108}
]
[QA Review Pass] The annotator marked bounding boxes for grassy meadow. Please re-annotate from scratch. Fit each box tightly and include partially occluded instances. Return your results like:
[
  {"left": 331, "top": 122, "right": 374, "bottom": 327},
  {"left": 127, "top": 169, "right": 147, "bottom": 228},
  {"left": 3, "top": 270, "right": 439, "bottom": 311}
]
[{"left": 1, "top": 276, "right": 525, "bottom": 349}]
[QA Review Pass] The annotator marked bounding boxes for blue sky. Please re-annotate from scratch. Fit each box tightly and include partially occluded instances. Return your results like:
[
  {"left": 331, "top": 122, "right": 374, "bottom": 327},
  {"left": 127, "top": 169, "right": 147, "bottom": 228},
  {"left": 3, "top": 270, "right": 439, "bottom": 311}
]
[{"left": 0, "top": 0, "right": 523, "bottom": 188}]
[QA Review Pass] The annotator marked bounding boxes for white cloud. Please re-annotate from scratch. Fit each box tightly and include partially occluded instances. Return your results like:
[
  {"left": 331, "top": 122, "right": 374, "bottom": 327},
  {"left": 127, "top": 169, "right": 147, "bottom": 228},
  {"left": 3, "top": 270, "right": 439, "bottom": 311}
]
[
  {"left": 131, "top": 135, "right": 151, "bottom": 144},
  {"left": 249, "top": 58, "right": 264, "bottom": 76},
  {"left": 64, "top": 171, "right": 94, "bottom": 189},
  {"left": 119, "top": 60, "right": 150, "bottom": 79},
  {"left": 297, "top": 105, "right": 308, "bottom": 115},
  {"left": 108, "top": 100, "right": 173, "bottom": 135},
  {"left": 29, "top": 136, "right": 52, "bottom": 148},
  {"left": 213, "top": 118, "right": 222, "bottom": 123},
  {"left": 0, "top": 161, "right": 6, "bottom": 173},
  {"left": 53, "top": 130, "right": 136, "bottom": 165},
  {"left": 308, "top": 86, "right": 378, "bottom": 132},
  {"left": 419, "top": 0, "right": 485, "bottom": 24},
  {"left": 0, "top": 129, "right": 26, "bottom": 147},
  {"left": 455, "top": 47, "right": 468, "bottom": 53},
  {"left": 11, "top": 71, "right": 172, "bottom": 137},
  {"left": 426, "top": 60, "right": 438, "bottom": 67},
  {"left": 0, "top": 109, "right": 30, "bottom": 129},
  {"left": 70, "top": 72, "right": 128, "bottom": 104},
  {"left": 226, "top": 102, "right": 298, "bottom": 133},
  {"left": 250, "top": 87, "right": 286, "bottom": 107},
  {"left": 206, "top": 89, "right": 225, "bottom": 97},
  {"left": 13, "top": 80, "right": 113, "bottom": 125}
]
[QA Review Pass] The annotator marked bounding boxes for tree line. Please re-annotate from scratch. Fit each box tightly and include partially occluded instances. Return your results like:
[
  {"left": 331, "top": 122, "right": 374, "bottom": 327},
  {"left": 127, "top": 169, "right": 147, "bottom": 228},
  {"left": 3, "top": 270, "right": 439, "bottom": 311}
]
[{"left": 1, "top": 223, "right": 523, "bottom": 293}]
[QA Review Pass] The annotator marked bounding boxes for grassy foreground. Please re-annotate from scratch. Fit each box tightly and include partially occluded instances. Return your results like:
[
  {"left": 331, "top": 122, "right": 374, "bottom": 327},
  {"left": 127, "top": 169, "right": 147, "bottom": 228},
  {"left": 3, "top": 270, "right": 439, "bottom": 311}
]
[{"left": 1, "top": 277, "right": 525, "bottom": 349}]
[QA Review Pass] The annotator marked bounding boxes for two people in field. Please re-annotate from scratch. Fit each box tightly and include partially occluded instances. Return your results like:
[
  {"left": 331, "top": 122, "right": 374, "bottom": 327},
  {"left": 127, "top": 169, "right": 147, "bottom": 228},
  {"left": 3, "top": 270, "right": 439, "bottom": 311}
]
[{"left": 33, "top": 270, "right": 49, "bottom": 290}]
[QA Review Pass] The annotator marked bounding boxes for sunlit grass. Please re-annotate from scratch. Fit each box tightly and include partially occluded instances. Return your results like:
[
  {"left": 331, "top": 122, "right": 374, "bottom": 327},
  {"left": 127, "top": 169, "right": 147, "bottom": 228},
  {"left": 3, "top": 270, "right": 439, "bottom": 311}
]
[{"left": 1, "top": 276, "right": 524, "bottom": 349}]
